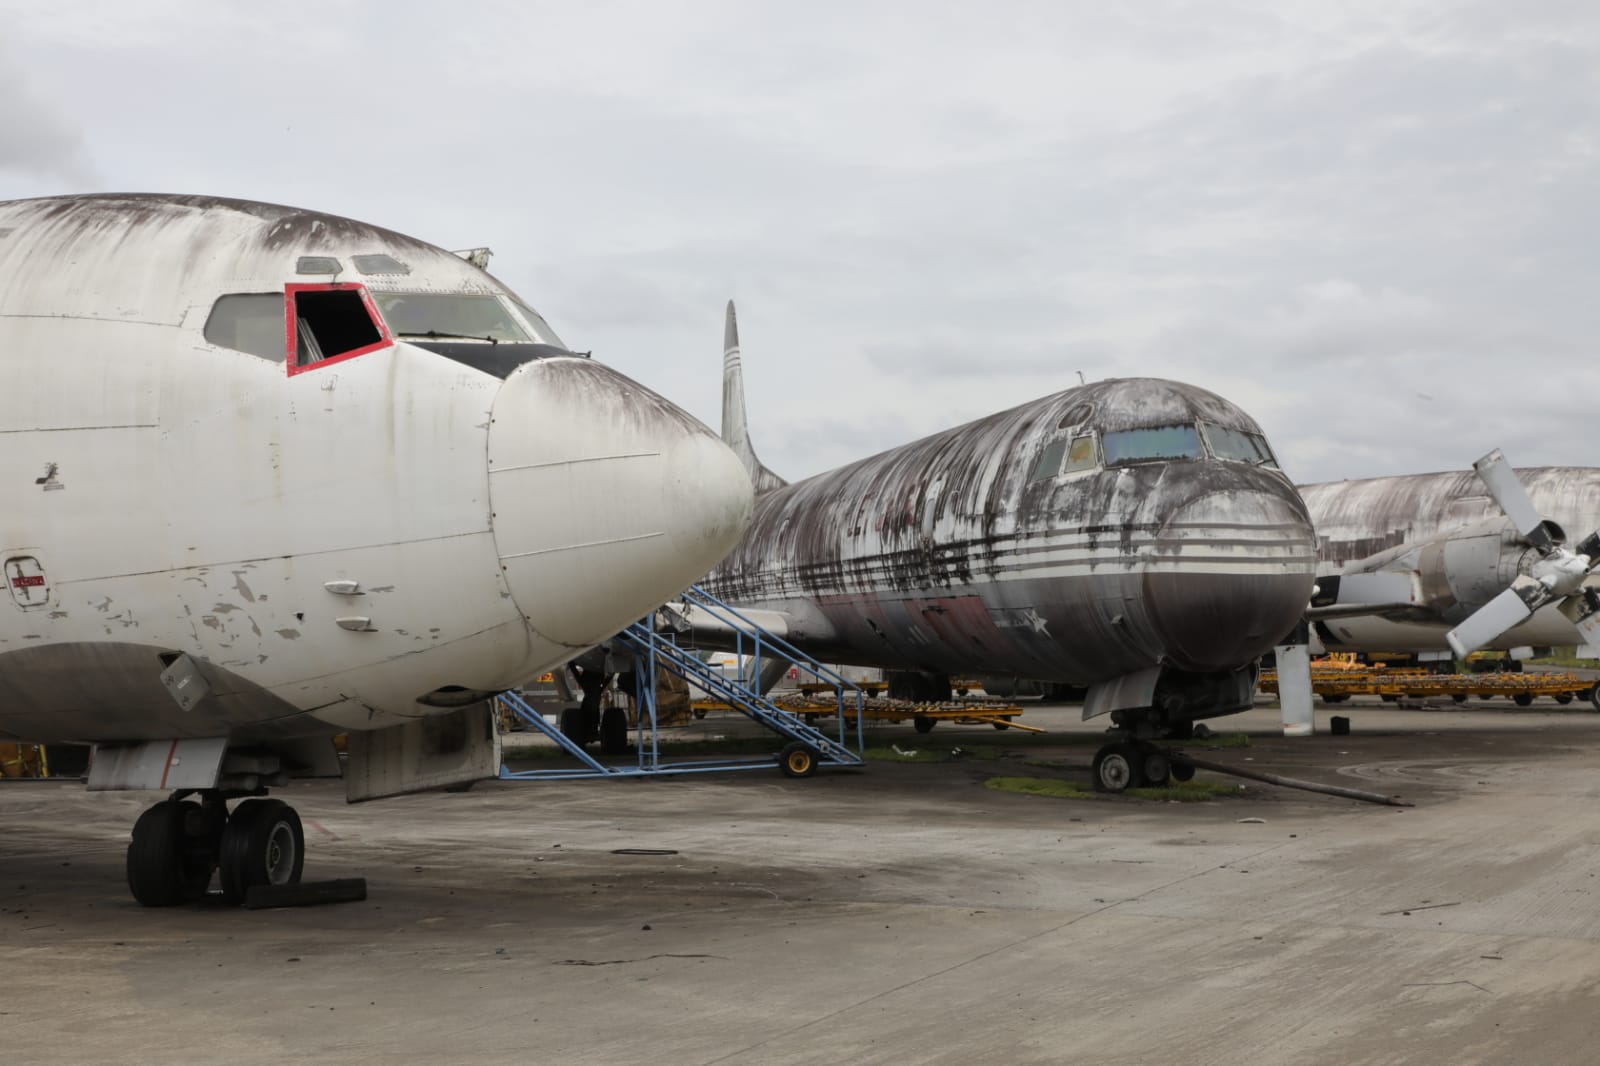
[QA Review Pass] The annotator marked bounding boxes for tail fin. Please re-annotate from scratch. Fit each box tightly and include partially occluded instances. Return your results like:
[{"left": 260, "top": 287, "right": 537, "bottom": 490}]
[{"left": 721, "top": 300, "right": 788, "bottom": 496}]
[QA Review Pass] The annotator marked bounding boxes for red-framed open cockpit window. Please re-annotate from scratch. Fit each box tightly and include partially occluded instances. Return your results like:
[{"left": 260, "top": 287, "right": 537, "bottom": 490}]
[{"left": 284, "top": 283, "right": 393, "bottom": 375}]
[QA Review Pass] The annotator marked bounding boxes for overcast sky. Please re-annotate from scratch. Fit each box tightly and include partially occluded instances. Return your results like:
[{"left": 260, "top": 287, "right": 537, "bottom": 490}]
[{"left": 3, "top": 1, "right": 1598, "bottom": 485}]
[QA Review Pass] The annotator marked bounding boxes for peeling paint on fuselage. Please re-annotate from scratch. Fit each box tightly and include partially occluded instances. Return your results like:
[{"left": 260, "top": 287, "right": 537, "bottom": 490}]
[{"left": 705, "top": 378, "right": 1318, "bottom": 684}]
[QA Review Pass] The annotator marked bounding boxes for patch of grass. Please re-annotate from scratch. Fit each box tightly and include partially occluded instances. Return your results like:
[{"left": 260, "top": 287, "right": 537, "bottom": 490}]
[
  {"left": 985, "top": 775, "right": 1243, "bottom": 803},
  {"left": 1126, "top": 780, "right": 1242, "bottom": 802},
  {"left": 985, "top": 776, "right": 1093, "bottom": 799}
]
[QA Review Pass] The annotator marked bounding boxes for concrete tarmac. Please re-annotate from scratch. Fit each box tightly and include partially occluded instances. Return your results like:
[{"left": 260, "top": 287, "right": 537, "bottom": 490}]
[{"left": 6, "top": 699, "right": 1600, "bottom": 1064}]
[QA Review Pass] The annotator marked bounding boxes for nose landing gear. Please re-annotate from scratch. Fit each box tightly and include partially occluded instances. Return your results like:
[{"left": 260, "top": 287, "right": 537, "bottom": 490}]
[{"left": 126, "top": 792, "right": 306, "bottom": 907}]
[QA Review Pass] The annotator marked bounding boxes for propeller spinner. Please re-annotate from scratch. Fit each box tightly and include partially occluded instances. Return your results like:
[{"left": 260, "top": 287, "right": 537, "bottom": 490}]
[{"left": 1445, "top": 450, "right": 1600, "bottom": 657}]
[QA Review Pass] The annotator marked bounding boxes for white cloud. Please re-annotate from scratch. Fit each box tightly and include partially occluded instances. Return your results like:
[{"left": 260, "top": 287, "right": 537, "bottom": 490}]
[{"left": 2, "top": 0, "right": 1598, "bottom": 488}]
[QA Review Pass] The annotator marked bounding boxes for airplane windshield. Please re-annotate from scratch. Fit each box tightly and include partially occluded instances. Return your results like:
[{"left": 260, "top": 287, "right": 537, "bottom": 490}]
[
  {"left": 1101, "top": 425, "right": 1204, "bottom": 465},
  {"left": 371, "top": 292, "right": 531, "bottom": 343},
  {"left": 1200, "top": 422, "right": 1279, "bottom": 468}
]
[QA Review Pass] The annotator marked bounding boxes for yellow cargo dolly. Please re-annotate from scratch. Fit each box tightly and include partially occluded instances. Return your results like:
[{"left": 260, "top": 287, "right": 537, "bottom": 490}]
[
  {"left": 1261, "top": 665, "right": 1599, "bottom": 708},
  {"left": 692, "top": 692, "right": 1042, "bottom": 733}
]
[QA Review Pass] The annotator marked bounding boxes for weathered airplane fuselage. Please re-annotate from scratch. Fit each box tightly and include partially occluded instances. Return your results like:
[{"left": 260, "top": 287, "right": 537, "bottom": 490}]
[
  {"left": 1300, "top": 468, "right": 1600, "bottom": 651},
  {"left": 0, "top": 194, "right": 752, "bottom": 748},
  {"left": 703, "top": 378, "right": 1317, "bottom": 715}
]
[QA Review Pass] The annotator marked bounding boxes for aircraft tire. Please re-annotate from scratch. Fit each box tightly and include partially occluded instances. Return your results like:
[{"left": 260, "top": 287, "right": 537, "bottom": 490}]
[
  {"left": 558, "top": 707, "right": 587, "bottom": 745},
  {"left": 912, "top": 715, "right": 936, "bottom": 734},
  {"left": 779, "top": 742, "right": 820, "bottom": 779},
  {"left": 599, "top": 706, "right": 629, "bottom": 754},
  {"left": 126, "top": 800, "right": 212, "bottom": 907},
  {"left": 1091, "top": 743, "right": 1143, "bottom": 793},
  {"left": 219, "top": 799, "right": 305, "bottom": 905},
  {"left": 1139, "top": 745, "right": 1171, "bottom": 787}
]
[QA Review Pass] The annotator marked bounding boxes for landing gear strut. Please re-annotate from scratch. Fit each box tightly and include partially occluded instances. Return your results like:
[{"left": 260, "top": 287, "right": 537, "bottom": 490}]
[{"left": 126, "top": 791, "right": 305, "bottom": 907}]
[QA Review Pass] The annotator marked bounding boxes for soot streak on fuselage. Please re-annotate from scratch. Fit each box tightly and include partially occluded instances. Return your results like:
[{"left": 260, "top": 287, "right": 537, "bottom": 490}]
[{"left": 703, "top": 378, "right": 1317, "bottom": 687}]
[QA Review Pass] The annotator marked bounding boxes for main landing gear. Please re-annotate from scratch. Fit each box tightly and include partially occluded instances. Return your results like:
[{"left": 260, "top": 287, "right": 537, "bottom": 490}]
[
  {"left": 126, "top": 791, "right": 305, "bottom": 907},
  {"left": 1090, "top": 739, "right": 1194, "bottom": 793}
]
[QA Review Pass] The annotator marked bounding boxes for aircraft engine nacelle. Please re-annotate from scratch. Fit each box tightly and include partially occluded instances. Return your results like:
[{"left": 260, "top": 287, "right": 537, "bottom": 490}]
[
  {"left": 1319, "top": 516, "right": 1548, "bottom": 625},
  {"left": 1415, "top": 517, "right": 1558, "bottom": 625}
]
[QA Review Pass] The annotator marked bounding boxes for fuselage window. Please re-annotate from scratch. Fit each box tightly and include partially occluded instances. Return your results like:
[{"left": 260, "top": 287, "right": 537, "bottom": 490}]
[
  {"left": 204, "top": 293, "right": 286, "bottom": 362},
  {"left": 370, "top": 292, "right": 530, "bottom": 343},
  {"left": 1102, "top": 424, "right": 1204, "bottom": 465},
  {"left": 1199, "top": 422, "right": 1279, "bottom": 468},
  {"left": 286, "top": 284, "right": 391, "bottom": 374}
]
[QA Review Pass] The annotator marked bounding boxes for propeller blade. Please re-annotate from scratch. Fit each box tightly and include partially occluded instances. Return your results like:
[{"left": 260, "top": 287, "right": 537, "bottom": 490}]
[
  {"left": 1472, "top": 449, "right": 1551, "bottom": 548},
  {"left": 1446, "top": 576, "right": 1546, "bottom": 657},
  {"left": 1577, "top": 609, "right": 1600, "bottom": 648},
  {"left": 1275, "top": 642, "right": 1315, "bottom": 737}
]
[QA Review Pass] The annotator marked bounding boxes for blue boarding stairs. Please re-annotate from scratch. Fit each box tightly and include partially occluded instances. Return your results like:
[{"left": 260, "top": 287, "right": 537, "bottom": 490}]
[{"left": 497, "top": 585, "right": 865, "bottom": 781}]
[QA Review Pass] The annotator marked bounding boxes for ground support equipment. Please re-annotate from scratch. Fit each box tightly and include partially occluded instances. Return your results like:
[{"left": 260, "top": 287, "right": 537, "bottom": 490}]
[{"left": 498, "top": 585, "right": 865, "bottom": 781}]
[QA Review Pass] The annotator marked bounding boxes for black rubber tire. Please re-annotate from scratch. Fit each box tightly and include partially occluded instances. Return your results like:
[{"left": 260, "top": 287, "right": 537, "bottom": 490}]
[
  {"left": 219, "top": 798, "right": 305, "bottom": 905},
  {"left": 991, "top": 718, "right": 1013, "bottom": 731},
  {"left": 1513, "top": 693, "right": 1534, "bottom": 707},
  {"left": 1092, "top": 743, "right": 1143, "bottom": 793},
  {"left": 912, "top": 715, "right": 936, "bottom": 734},
  {"left": 1555, "top": 694, "right": 1574, "bottom": 705},
  {"left": 559, "top": 706, "right": 587, "bottom": 745},
  {"left": 1591, "top": 684, "right": 1600, "bottom": 712},
  {"left": 1140, "top": 747, "right": 1171, "bottom": 787},
  {"left": 778, "top": 742, "right": 820, "bottom": 779},
  {"left": 1451, "top": 694, "right": 1468, "bottom": 704},
  {"left": 1169, "top": 760, "right": 1196, "bottom": 783},
  {"left": 599, "top": 706, "right": 629, "bottom": 754},
  {"left": 126, "top": 800, "right": 212, "bottom": 907},
  {"left": 1322, "top": 694, "right": 1349, "bottom": 704},
  {"left": 692, "top": 708, "right": 708, "bottom": 719}
]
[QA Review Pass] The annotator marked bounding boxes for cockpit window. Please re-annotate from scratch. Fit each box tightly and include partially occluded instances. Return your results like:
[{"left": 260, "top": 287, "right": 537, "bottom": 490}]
[
  {"left": 286, "top": 283, "right": 391, "bottom": 375},
  {"left": 372, "top": 292, "right": 531, "bottom": 344},
  {"left": 1199, "top": 422, "right": 1279, "bottom": 468},
  {"left": 1062, "top": 435, "right": 1097, "bottom": 473},
  {"left": 507, "top": 294, "right": 569, "bottom": 349},
  {"left": 205, "top": 293, "right": 286, "bottom": 362},
  {"left": 1031, "top": 439, "right": 1067, "bottom": 482},
  {"left": 1031, "top": 434, "right": 1099, "bottom": 482},
  {"left": 1102, "top": 424, "right": 1204, "bottom": 465}
]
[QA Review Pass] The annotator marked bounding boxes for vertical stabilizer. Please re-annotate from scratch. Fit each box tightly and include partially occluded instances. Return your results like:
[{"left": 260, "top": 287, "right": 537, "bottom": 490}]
[{"left": 721, "top": 301, "right": 788, "bottom": 496}]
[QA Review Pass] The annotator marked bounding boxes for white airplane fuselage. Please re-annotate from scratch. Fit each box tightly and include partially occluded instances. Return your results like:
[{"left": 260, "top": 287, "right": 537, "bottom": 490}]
[{"left": 0, "top": 194, "right": 752, "bottom": 750}]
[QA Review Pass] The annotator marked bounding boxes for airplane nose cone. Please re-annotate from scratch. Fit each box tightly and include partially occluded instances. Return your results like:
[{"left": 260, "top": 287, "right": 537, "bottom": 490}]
[
  {"left": 1143, "top": 483, "right": 1317, "bottom": 672},
  {"left": 487, "top": 358, "right": 754, "bottom": 648}
]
